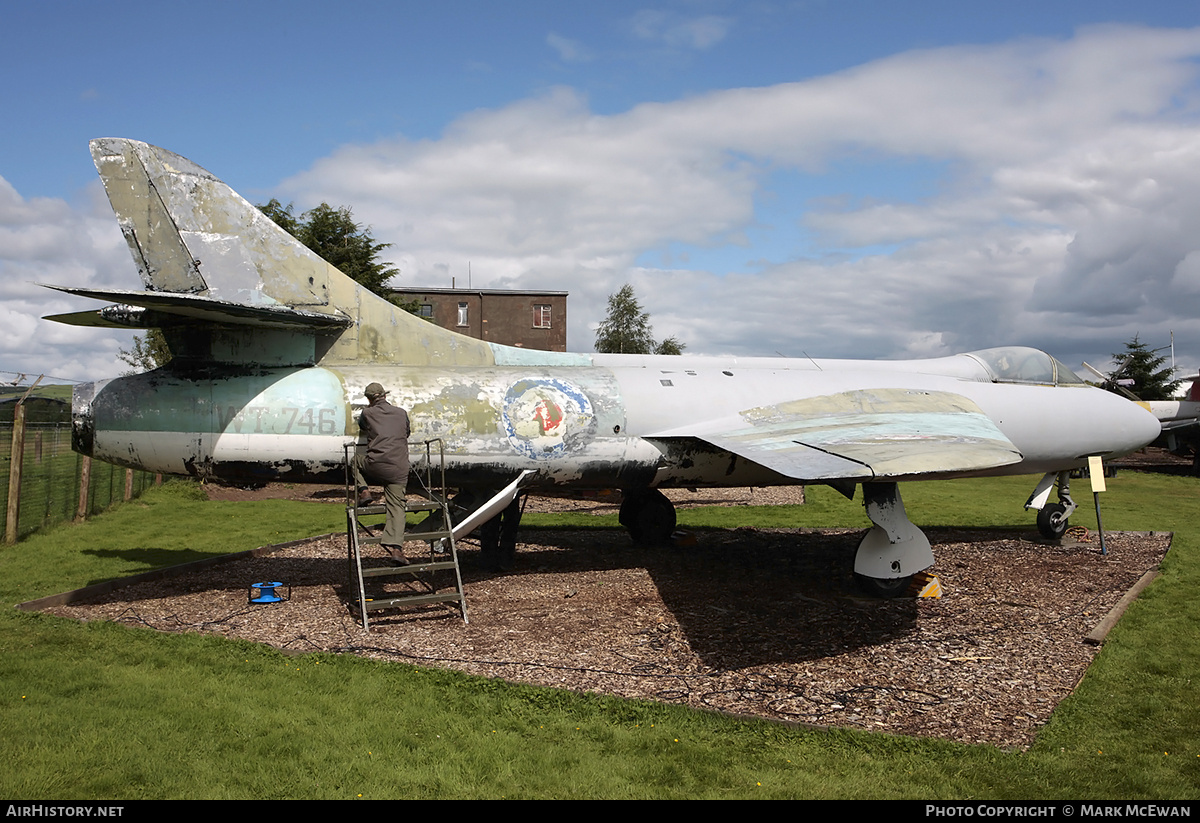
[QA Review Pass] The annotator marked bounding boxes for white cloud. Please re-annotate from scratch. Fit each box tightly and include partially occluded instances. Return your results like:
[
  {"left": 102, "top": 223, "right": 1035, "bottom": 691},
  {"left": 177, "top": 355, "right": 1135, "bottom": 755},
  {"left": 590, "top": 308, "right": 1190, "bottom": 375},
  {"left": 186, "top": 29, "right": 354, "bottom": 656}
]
[
  {"left": 0, "top": 177, "right": 138, "bottom": 382},
  {"left": 284, "top": 85, "right": 758, "bottom": 298},
  {"left": 276, "top": 25, "right": 1200, "bottom": 370},
  {"left": 546, "top": 32, "right": 593, "bottom": 63},
  {"left": 14, "top": 24, "right": 1200, "bottom": 380},
  {"left": 630, "top": 10, "right": 732, "bottom": 50}
]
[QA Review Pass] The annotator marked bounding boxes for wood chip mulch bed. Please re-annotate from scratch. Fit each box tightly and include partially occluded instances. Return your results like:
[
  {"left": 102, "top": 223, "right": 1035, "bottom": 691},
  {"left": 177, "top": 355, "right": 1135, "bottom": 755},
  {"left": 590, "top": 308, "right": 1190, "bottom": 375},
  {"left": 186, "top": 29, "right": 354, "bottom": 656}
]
[{"left": 40, "top": 491, "right": 1169, "bottom": 750}]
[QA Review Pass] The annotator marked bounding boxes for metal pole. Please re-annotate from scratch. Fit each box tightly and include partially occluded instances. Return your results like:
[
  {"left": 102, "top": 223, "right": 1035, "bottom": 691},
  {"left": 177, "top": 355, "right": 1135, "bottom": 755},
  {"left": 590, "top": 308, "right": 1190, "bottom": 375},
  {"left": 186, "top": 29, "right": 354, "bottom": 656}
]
[{"left": 1087, "top": 455, "right": 1108, "bottom": 556}]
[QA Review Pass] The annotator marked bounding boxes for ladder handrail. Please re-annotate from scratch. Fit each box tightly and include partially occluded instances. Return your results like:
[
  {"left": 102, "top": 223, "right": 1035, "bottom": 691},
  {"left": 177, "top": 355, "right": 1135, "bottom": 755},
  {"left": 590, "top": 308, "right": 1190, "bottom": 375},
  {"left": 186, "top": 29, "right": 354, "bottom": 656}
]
[{"left": 422, "top": 437, "right": 447, "bottom": 502}]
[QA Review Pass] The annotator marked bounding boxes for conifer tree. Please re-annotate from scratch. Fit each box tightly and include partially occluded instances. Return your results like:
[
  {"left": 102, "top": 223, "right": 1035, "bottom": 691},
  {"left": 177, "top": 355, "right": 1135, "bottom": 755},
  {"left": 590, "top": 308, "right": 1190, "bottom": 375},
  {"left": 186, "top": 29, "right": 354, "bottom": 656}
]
[
  {"left": 594, "top": 285, "right": 686, "bottom": 355},
  {"left": 1106, "top": 335, "right": 1181, "bottom": 400}
]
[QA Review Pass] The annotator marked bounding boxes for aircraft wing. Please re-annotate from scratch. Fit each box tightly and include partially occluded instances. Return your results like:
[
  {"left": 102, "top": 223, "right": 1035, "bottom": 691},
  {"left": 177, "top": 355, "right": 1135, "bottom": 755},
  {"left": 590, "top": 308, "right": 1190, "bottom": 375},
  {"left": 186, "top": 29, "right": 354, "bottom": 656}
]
[{"left": 648, "top": 388, "right": 1022, "bottom": 481}]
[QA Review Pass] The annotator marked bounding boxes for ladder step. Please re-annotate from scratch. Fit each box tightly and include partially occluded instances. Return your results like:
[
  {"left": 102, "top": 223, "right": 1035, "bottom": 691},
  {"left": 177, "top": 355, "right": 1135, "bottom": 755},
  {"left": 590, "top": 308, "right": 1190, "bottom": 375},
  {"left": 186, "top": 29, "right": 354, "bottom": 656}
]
[
  {"left": 406, "top": 501, "right": 444, "bottom": 512},
  {"left": 364, "top": 592, "right": 464, "bottom": 610},
  {"left": 361, "top": 560, "right": 459, "bottom": 577},
  {"left": 350, "top": 501, "right": 444, "bottom": 515},
  {"left": 406, "top": 530, "right": 453, "bottom": 541},
  {"left": 355, "top": 531, "right": 453, "bottom": 546}
]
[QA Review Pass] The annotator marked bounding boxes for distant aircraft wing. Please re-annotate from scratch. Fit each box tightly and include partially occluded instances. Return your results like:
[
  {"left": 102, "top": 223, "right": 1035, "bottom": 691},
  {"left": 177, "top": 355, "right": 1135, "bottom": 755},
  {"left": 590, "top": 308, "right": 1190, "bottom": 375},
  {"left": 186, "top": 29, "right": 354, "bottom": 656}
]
[{"left": 648, "top": 388, "right": 1022, "bottom": 481}]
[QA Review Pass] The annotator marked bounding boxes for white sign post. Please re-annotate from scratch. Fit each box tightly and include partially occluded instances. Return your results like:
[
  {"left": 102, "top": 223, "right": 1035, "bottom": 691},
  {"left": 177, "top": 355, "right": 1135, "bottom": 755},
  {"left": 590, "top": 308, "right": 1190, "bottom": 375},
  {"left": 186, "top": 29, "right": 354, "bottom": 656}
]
[{"left": 1087, "top": 456, "right": 1108, "bottom": 556}]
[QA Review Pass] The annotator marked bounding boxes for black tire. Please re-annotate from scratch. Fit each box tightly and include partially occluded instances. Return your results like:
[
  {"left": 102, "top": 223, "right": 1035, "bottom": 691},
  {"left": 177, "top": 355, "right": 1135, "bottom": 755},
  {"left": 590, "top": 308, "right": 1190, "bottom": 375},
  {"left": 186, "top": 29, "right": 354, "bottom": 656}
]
[
  {"left": 855, "top": 574, "right": 914, "bottom": 598},
  {"left": 619, "top": 489, "right": 676, "bottom": 545},
  {"left": 1037, "top": 502, "right": 1069, "bottom": 539}
]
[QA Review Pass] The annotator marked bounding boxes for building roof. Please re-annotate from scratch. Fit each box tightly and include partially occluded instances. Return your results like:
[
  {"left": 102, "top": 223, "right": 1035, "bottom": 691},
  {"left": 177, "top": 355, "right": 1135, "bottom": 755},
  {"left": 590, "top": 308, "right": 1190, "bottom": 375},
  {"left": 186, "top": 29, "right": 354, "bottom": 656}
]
[{"left": 390, "top": 287, "right": 569, "bottom": 297}]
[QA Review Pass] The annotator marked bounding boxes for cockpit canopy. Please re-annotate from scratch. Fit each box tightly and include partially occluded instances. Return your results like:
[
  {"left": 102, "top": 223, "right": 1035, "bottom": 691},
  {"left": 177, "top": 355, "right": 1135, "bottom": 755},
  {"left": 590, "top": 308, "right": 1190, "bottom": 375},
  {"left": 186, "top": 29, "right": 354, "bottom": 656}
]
[{"left": 964, "top": 347, "right": 1087, "bottom": 386}]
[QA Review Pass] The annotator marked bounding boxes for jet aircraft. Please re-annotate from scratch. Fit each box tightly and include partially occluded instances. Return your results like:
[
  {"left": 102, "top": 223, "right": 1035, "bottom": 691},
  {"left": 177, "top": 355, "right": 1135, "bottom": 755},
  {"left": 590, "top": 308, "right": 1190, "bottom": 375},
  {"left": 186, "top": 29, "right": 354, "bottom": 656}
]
[
  {"left": 44, "top": 139, "right": 1161, "bottom": 595},
  {"left": 1080, "top": 361, "right": 1200, "bottom": 474}
]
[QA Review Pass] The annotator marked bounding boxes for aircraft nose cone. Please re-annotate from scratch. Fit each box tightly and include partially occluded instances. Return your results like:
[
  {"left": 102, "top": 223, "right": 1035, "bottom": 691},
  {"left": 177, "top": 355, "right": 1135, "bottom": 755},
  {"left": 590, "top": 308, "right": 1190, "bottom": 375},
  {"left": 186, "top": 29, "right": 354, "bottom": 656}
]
[{"left": 1119, "top": 397, "right": 1163, "bottom": 457}]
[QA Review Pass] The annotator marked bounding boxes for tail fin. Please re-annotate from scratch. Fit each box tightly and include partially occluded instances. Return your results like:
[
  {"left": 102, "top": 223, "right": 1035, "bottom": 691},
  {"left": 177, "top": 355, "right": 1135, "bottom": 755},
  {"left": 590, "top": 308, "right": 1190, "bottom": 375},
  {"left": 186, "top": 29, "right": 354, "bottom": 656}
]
[
  {"left": 90, "top": 138, "right": 334, "bottom": 308},
  {"left": 50, "top": 139, "right": 501, "bottom": 367}
]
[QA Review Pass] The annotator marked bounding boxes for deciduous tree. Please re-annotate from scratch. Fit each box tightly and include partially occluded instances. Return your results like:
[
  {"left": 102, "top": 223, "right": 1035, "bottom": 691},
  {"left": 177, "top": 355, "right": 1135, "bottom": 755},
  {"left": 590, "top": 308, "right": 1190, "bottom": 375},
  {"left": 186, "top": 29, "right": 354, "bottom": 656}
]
[
  {"left": 117, "top": 328, "right": 172, "bottom": 374},
  {"left": 655, "top": 336, "right": 686, "bottom": 356}
]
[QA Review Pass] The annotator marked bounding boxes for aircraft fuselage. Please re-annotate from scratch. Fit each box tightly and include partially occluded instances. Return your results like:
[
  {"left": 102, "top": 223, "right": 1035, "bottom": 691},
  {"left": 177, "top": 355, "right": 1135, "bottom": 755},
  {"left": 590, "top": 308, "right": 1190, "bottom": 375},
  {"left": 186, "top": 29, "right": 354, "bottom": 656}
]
[{"left": 73, "top": 350, "right": 1160, "bottom": 492}]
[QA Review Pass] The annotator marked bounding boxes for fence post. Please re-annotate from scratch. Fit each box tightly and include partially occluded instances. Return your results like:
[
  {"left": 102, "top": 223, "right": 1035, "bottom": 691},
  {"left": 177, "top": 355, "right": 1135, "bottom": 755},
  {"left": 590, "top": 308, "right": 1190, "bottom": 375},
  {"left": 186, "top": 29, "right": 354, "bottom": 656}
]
[
  {"left": 5, "top": 402, "right": 25, "bottom": 544},
  {"left": 124, "top": 468, "right": 134, "bottom": 501},
  {"left": 76, "top": 455, "right": 91, "bottom": 523}
]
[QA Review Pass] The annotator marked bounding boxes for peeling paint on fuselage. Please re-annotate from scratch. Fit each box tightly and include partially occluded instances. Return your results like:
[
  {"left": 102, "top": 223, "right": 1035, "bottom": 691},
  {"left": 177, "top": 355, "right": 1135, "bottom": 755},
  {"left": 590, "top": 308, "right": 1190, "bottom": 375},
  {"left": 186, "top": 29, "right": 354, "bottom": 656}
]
[
  {"left": 75, "top": 349, "right": 1159, "bottom": 491},
  {"left": 78, "top": 363, "right": 662, "bottom": 488}
]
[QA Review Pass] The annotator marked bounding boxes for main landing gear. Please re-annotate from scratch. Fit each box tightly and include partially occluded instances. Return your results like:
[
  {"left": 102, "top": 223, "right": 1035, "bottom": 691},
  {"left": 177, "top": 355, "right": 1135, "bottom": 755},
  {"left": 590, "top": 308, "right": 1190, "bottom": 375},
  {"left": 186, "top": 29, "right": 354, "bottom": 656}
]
[
  {"left": 1025, "top": 471, "right": 1078, "bottom": 540},
  {"left": 619, "top": 483, "right": 935, "bottom": 597},
  {"left": 619, "top": 488, "right": 677, "bottom": 546},
  {"left": 854, "top": 482, "right": 934, "bottom": 598}
]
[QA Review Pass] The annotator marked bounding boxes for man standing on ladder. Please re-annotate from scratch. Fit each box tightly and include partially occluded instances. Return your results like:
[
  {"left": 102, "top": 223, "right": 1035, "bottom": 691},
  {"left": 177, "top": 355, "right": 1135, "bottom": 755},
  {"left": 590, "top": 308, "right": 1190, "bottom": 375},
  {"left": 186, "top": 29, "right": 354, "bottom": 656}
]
[{"left": 352, "top": 382, "right": 411, "bottom": 566}]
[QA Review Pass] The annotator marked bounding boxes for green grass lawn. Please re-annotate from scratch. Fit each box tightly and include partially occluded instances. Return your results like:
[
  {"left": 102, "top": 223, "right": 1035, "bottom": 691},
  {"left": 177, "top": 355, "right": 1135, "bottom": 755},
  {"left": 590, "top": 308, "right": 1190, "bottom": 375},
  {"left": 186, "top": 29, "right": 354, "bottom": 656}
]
[{"left": 1, "top": 474, "right": 1197, "bottom": 799}]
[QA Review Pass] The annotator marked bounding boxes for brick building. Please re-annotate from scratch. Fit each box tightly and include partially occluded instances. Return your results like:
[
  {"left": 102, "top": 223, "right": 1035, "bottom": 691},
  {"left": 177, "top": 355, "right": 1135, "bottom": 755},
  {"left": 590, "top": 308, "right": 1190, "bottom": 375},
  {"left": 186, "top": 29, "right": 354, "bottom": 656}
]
[{"left": 389, "top": 287, "right": 568, "bottom": 351}]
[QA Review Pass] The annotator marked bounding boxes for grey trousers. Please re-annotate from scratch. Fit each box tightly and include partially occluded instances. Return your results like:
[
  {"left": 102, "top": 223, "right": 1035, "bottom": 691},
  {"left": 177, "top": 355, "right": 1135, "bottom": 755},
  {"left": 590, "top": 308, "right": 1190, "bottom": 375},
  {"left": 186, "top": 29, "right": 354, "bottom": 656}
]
[{"left": 352, "top": 454, "right": 408, "bottom": 547}]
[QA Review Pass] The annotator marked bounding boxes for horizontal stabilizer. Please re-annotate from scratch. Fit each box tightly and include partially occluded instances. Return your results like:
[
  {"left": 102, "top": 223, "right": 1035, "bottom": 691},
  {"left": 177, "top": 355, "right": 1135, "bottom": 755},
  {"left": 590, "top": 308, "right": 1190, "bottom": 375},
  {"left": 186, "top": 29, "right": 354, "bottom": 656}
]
[
  {"left": 42, "top": 285, "right": 352, "bottom": 331},
  {"left": 42, "top": 309, "right": 135, "bottom": 329},
  {"left": 652, "top": 388, "right": 1023, "bottom": 481}
]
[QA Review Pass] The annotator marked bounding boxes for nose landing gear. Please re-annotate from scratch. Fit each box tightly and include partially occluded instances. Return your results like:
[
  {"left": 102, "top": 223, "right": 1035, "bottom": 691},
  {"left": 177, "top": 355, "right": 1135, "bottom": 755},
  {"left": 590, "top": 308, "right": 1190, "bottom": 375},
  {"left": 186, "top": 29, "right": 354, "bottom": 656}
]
[{"left": 1025, "top": 471, "right": 1078, "bottom": 540}]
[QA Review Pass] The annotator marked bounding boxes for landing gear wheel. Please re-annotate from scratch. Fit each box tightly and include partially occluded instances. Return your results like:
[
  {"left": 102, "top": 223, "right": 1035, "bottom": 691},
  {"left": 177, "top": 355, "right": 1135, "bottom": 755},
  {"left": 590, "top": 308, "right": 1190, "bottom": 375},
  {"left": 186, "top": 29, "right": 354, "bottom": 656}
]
[
  {"left": 855, "top": 573, "right": 914, "bottom": 598},
  {"left": 1037, "top": 502, "right": 1069, "bottom": 540},
  {"left": 619, "top": 489, "right": 676, "bottom": 546}
]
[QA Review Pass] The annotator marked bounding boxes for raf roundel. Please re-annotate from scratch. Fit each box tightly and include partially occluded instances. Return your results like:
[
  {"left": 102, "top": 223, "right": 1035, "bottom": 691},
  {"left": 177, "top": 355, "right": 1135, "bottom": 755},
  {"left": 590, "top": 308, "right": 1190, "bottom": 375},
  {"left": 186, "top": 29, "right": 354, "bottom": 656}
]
[{"left": 501, "top": 378, "right": 596, "bottom": 459}]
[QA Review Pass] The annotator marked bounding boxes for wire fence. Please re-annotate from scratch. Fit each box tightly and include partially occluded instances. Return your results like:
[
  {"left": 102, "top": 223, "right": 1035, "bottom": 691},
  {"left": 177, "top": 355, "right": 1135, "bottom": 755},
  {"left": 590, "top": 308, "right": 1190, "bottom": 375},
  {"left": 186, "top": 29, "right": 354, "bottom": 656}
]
[{"left": 1, "top": 423, "right": 158, "bottom": 542}]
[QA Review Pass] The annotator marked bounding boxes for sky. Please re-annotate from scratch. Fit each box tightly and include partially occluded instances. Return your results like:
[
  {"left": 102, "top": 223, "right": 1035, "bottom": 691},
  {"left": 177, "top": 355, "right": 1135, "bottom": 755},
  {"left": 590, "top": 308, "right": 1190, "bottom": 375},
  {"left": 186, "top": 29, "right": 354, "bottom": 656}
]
[{"left": 4, "top": 0, "right": 1200, "bottom": 385}]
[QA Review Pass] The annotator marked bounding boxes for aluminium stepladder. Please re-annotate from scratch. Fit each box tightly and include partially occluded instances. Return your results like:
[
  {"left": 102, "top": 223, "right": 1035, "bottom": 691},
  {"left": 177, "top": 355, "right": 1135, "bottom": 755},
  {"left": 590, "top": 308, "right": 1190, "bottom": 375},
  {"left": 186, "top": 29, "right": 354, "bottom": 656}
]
[{"left": 344, "top": 439, "right": 468, "bottom": 629}]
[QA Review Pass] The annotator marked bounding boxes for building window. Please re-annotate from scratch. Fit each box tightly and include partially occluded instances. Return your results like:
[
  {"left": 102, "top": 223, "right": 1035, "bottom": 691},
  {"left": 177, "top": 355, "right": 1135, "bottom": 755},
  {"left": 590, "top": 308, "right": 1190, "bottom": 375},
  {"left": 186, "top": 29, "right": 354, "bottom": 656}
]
[
  {"left": 533, "top": 304, "right": 552, "bottom": 328},
  {"left": 419, "top": 303, "right": 433, "bottom": 319},
  {"left": 457, "top": 302, "right": 469, "bottom": 327}
]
